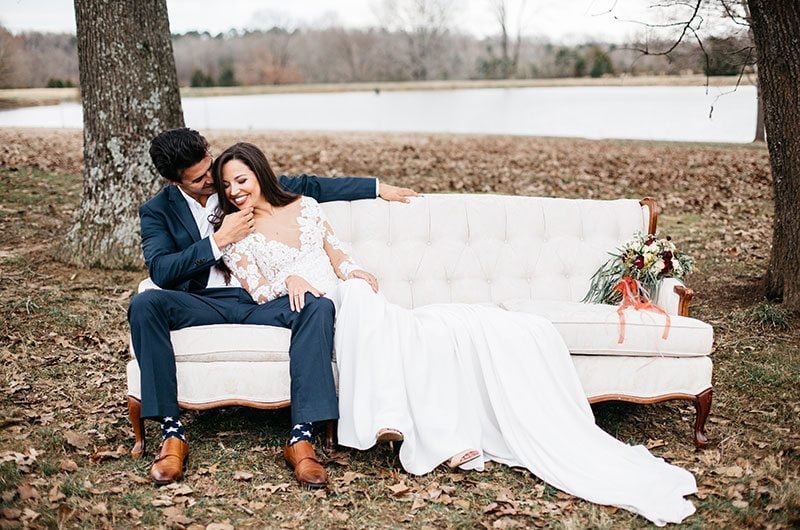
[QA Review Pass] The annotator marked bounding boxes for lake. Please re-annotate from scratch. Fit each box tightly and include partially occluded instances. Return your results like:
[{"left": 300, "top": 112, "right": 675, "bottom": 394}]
[{"left": 0, "top": 85, "right": 757, "bottom": 143}]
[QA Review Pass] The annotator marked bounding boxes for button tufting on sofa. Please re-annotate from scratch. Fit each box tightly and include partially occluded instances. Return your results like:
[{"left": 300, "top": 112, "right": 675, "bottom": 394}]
[{"left": 127, "top": 194, "right": 714, "bottom": 452}]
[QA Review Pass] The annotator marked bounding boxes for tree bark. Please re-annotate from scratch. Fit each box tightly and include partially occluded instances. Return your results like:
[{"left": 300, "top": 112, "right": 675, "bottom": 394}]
[
  {"left": 753, "top": 81, "right": 765, "bottom": 143},
  {"left": 747, "top": 0, "right": 800, "bottom": 309},
  {"left": 62, "top": 0, "right": 184, "bottom": 268}
]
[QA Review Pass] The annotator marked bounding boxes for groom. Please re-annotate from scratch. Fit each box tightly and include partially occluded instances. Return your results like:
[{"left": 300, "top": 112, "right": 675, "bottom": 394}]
[{"left": 128, "top": 127, "right": 416, "bottom": 488}]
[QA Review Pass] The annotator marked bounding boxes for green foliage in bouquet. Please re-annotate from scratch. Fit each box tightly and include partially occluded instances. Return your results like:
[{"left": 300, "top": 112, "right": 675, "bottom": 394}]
[{"left": 583, "top": 232, "right": 695, "bottom": 305}]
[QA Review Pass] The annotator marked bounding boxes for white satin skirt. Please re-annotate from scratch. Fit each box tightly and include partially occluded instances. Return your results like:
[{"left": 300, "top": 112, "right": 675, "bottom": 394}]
[{"left": 327, "top": 279, "right": 696, "bottom": 526}]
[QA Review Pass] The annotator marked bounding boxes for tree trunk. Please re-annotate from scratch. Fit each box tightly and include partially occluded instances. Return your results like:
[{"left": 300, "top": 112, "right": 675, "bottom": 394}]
[
  {"left": 747, "top": 0, "right": 800, "bottom": 309},
  {"left": 61, "top": 0, "right": 184, "bottom": 268},
  {"left": 753, "top": 81, "right": 765, "bottom": 143}
]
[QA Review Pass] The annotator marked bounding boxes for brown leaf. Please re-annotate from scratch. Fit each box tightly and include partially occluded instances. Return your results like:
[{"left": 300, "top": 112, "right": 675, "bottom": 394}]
[
  {"left": 732, "top": 500, "right": 749, "bottom": 509},
  {"left": 90, "top": 503, "right": 108, "bottom": 516},
  {"left": 388, "top": 482, "right": 411, "bottom": 496},
  {"left": 339, "top": 471, "right": 363, "bottom": 485},
  {"left": 20, "top": 508, "right": 39, "bottom": 523},
  {"left": 717, "top": 465, "right": 744, "bottom": 478},
  {"left": 411, "top": 496, "right": 426, "bottom": 511},
  {"left": 0, "top": 509, "right": 21, "bottom": 520},
  {"left": 48, "top": 484, "right": 65, "bottom": 503},
  {"left": 57, "top": 504, "right": 75, "bottom": 527},
  {"left": 17, "top": 483, "right": 39, "bottom": 501},
  {"left": 233, "top": 471, "right": 253, "bottom": 481},
  {"left": 206, "top": 523, "right": 234, "bottom": 530},
  {"left": 59, "top": 458, "right": 78, "bottom": 472},
  {"left": 89, "top": 447, "right": 123, "bottom": 464},
  {"left": 162, "top": 506, "right": 183, "bottom": 518},
  {"left": 170, "top": 484, "right": 194, "bottom": 496},
  {"left": 123, "top": 471, "right": 149, "bottom": 484},
  {"left": 63, "top": 430, "right": 91, "bottom": 450},
  {"left": 646, "top": 439, "right": 666, "bottom": 449},
  {"left": 453, "top": 499, "right": 470, "bottom": 510}
]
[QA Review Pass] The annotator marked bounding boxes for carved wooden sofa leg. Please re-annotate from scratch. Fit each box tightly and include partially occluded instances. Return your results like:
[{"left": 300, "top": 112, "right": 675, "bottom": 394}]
[
  {"left": 128, "top": 396, "right": 146, "bottom": 459},
  {"left": 324, "top": 420, "right": 337, "bottom": 451},
  {"left": 692, "top": 388, "right": 712, "bottom": 449}
]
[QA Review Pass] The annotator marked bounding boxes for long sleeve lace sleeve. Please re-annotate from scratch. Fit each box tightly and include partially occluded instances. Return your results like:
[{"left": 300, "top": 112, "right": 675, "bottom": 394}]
[
  {"left": 222, "top": 237, "right": 289, "bottom": 303},
  {"left": 313, "top": 205, "right": 361, "bottom": 279},
  {"left": 322, "top": 221, "right": 362, "bottom": 279}
]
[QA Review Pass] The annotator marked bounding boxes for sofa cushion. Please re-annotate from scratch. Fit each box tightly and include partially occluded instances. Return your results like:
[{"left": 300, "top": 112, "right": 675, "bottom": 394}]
[
  {"left": 500, "top": 299, "right": 713, "bottom": 358},
  {"left": 165, "top": 324, "right": 291, "bottom": 362}
]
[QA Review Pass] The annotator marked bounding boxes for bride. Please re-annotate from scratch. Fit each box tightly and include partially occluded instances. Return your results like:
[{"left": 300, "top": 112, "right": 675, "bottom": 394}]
[{"left": 211, "top": 142, "right": 697, "bottom": 526}]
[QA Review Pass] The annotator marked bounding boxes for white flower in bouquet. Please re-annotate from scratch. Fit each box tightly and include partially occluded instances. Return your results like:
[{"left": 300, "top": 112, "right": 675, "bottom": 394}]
[{"left": 584, "top": 232, "right": 695, "bottom": 304}]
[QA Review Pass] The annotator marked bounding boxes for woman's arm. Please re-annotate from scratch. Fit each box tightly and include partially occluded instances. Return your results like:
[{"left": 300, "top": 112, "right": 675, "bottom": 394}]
[
  {"left": 321, "top": 219, "right": 379, "bottom": 293},
  {"left": 321, "top": 220, "right": 361, "bottom": 280},
  {"left": 223, "top": 240, "right": 287, "bottom": 303}
]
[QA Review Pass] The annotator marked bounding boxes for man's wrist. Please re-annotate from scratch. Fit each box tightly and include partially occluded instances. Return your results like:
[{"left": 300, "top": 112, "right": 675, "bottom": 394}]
[{"left": 210, "top": 232, "right": 227, "bottom": 252}]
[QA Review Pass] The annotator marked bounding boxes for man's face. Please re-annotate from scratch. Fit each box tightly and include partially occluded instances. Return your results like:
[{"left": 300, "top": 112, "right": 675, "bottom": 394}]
[{"left": 176, "top": 154, "right": 215, "bottom": 204}]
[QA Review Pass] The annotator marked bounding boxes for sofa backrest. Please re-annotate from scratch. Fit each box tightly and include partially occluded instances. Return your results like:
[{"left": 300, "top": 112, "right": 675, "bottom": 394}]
[{"left": 321, "top": 194, "right": 650, "bottom": 308}]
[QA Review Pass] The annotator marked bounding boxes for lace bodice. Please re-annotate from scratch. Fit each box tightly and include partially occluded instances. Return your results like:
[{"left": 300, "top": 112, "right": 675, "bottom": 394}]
[{"left": 222, "top": 196, "right": 361, "bottom": 303}]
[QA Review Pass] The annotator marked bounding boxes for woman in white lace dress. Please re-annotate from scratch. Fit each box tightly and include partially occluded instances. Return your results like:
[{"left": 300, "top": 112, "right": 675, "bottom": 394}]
[{"left": 211, "top": 142, "right": 698, "bottom": 527}]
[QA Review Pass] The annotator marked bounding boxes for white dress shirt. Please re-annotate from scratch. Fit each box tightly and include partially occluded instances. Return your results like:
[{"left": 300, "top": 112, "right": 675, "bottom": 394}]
[{"left": 176, "top": 188, "right": 242, "bottom": 289}]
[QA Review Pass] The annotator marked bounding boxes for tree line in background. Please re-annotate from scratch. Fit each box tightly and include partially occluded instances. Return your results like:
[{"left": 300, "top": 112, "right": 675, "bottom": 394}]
[{"left": 0, "top": 22, "right": 752, "bottom": 89}]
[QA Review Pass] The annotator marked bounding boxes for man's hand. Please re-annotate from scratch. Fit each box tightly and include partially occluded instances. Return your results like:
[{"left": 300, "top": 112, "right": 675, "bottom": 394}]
[
  {"left": 347, "top": 269, "right": 379, "bottom": 293},
  {"left": 212, "top": 207, "right": 255, "bottom": 248},
  {"left": 379, "top": 183, "right": 419, "bottom": 203},
  {"left": 285, "top": 275, "right": 324, "bottom": 311}
]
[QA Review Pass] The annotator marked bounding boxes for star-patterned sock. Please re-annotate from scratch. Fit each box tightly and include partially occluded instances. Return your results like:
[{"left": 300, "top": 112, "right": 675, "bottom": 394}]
[
  {"left": 288, "top": 422, "right": 313, "bottom": 446},
  {"left": 160, "top": 416, "right": 186, "bottom": 442}
]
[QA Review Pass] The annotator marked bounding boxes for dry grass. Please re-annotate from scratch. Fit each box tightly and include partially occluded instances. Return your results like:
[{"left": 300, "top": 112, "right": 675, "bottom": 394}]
[{"left": 0, "top": 129, "right": 797, "bottom": 529}]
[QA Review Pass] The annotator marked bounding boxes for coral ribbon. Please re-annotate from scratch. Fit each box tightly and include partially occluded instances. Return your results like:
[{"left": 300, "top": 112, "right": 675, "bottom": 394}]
[{"left": 613, "top": 276, "right": 671, "bottom": 344}]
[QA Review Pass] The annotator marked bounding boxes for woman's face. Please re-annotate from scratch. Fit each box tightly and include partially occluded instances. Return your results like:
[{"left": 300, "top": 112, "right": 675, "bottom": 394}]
[{"left": 220, "top": 159, "right": 263, "bottom": 210}]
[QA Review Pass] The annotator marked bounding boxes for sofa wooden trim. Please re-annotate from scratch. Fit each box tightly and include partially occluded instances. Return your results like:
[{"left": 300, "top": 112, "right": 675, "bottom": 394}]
[
  {"left": 639, "top": 197, "right": 658, "bottom": 235},
  {"left": 674, "top": 285, "right": 694, "bottom": 317},
  {"left": 588, "top": 388, "right": 712, "bottom": 449}
]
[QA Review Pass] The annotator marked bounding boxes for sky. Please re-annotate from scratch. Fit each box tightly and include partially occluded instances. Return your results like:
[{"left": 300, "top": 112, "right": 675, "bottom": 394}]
[{"left": 0, "top": 0, "right": 670, "bottom": 44}]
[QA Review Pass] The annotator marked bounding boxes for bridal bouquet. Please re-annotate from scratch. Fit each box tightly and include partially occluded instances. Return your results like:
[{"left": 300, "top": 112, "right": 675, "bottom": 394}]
[{"left": 583, "top": 232, "right": 695, "bottom": 305}]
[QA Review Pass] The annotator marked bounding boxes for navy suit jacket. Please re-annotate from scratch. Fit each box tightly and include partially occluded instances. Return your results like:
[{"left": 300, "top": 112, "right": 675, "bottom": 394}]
[{"left": 140, "top": 174, "right": 377, "bottom": 291}]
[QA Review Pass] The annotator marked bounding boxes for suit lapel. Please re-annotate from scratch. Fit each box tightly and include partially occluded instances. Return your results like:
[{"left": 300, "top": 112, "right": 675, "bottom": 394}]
[{"left": 167, "top": 185, "right": 202, "bottom": 242}]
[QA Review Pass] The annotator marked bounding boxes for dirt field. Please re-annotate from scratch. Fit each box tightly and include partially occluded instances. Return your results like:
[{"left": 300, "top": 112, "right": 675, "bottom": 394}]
[{"left": 0, "top": 128, "right": 797, "bottom": 529}]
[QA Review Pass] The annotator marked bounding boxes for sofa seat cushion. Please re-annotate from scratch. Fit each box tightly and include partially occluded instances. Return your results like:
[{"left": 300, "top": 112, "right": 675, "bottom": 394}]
[
  {"left": 500, "top": 299, "right": 713, "bottom": 358},
  {"left": 166, "top": 324, "right": 291, "bottom": 362}
]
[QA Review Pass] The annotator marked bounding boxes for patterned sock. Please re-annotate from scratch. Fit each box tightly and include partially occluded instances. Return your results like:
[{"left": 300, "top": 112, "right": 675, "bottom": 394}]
[
  {"left": 288, "top": 422, "right": 313, "bottom": 446},
  {"left": 160, "top": 416, "right": 186, "bottom": 442}
]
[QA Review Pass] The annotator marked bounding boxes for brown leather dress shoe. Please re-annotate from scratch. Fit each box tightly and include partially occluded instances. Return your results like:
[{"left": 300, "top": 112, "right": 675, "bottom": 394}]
[
  {"left": 150, "top": 437, "right": 189, "bottom": 485},
  {"left": 284, "top": 440, "right": 328, "bottom": 489}
]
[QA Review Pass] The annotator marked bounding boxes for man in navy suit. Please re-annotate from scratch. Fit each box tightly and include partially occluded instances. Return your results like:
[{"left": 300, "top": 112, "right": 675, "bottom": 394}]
[{"left": 128, "top": 128, "right": 416, "bottom": 487}]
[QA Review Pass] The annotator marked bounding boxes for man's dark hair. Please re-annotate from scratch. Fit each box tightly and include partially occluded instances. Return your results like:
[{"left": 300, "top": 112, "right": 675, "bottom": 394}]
[{"left": 149, "top": 127, "right": 209, "bottom": 182}]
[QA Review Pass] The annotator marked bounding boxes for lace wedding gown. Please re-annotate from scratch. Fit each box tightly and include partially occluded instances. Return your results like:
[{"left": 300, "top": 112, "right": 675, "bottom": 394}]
[{"left": 223, "top": 196, "right": 697, "bottom": 526}]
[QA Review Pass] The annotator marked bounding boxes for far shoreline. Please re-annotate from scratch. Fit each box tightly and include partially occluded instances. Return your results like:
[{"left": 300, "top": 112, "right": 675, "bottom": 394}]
[{"left": 0, "top": 74, "right": 754, "bottom": 109}]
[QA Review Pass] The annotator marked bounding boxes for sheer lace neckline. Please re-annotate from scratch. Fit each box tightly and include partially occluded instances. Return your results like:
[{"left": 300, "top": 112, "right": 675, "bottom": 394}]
[{"left": 251, "top": 197, "right": 310, "bottom": 252}]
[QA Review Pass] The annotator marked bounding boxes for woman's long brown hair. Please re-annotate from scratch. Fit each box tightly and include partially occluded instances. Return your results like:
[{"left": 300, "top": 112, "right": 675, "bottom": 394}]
[{"left": 209, "top": 142, "right": 298, "bottom": 285}]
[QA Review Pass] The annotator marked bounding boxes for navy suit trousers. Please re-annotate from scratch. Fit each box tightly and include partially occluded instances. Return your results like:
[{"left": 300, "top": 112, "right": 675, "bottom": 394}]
[{"left": 127, "top": 287, "right": 338, "bottom": 425}]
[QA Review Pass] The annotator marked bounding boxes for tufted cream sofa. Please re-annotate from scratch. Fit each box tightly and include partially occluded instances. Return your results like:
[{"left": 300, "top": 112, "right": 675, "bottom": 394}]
[{"left": 126, "top": 194, "right": 713, "bottom": 457}]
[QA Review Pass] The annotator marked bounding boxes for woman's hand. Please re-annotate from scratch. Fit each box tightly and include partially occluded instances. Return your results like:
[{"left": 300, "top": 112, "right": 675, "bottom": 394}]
[
  {"left": 347, "top": 270, "right": 379, "bottom": 293},
  {"left": 285, "top": 275, "right": 324, "bottom": 311}
]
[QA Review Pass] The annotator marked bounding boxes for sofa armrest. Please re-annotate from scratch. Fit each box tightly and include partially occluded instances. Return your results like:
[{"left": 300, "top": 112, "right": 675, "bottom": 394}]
[
  {"left": 655, "top": 278, "right": 694, "bottom": 317},
  {"left": 137, "top": 278, "right": 161, "bottom": 294}
]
